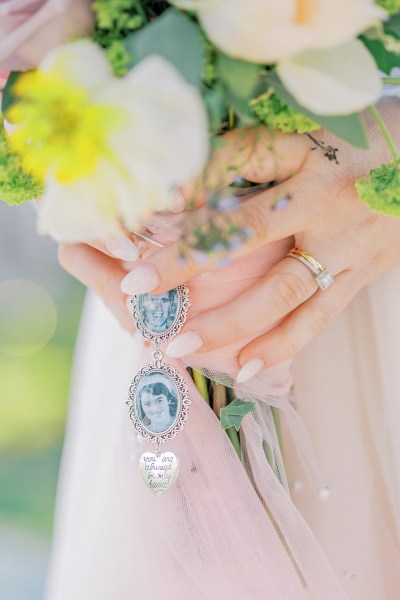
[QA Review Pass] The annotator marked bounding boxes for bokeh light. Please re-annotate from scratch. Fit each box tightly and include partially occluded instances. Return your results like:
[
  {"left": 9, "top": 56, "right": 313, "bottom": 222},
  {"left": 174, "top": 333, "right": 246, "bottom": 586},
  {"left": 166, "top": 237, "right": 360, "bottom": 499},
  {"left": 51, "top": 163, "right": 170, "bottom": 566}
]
[{"left": 0, "top": 279, "right": 57, "bottom": 357}]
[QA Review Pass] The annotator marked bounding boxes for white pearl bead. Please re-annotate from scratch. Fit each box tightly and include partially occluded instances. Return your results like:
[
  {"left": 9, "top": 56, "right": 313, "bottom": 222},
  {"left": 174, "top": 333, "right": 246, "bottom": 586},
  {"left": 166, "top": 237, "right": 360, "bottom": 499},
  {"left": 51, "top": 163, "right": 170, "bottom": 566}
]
[
  {"left": 318, "top": 486, "right": 331, "bottom": 500},
  {"left": 291, "top": 480, "right": 303, "bottom": 493},
  {"left": 343, "top": 569, "right": 357, "bottom": 581}
]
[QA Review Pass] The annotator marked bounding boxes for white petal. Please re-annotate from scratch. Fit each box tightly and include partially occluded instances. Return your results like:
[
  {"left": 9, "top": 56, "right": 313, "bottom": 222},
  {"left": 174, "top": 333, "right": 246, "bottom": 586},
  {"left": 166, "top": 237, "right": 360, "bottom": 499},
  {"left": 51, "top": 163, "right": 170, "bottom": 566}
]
[
  {"left": 37, "top": 163, "right": 124, "bottom": 243},
  {"left": 308, "top": 0, "right": 387, "bottom": 49},
  {"left": 199, "top": 0, "right": 314, "bottom": 62},
  {"left": 40, "top": 40, "right": 113, "bottom": 92},
  {"left": 190, "top": 0, "right": 386, "bottom": 62},
  {"left": 106, "top": 55, "right": 209, "bottom": 188},
  {"left": 277, "top": 40, "right": 382, "bottom": 115}
]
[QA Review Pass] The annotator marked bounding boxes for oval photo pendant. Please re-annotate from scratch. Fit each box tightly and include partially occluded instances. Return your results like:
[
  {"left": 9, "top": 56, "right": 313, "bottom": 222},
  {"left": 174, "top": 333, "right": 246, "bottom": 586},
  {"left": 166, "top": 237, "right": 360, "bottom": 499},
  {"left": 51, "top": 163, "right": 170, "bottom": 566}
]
[
  {"left": 129, "top": 284, "right": 190, "bottom": 344},
  {"left": 127, "top": 285, "right": 191, "bottom": 497},
  {"left": 127, "top": 362, "right": 190, "bottom": 443}
]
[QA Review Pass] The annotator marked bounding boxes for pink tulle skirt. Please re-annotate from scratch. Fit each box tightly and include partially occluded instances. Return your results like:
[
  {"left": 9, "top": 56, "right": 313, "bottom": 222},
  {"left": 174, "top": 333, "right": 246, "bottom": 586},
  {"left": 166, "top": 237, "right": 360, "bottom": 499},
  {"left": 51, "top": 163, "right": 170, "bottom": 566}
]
[{"left": 45, "top": 221, "right": 400, "bottom": 599}]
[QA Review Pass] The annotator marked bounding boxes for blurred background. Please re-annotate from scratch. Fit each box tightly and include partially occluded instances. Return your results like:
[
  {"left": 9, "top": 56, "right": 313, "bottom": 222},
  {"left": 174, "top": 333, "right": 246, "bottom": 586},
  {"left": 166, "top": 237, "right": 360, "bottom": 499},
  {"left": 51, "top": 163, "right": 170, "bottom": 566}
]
[{"left": 0, "top": 201, "right": 85, "bottom": 599}]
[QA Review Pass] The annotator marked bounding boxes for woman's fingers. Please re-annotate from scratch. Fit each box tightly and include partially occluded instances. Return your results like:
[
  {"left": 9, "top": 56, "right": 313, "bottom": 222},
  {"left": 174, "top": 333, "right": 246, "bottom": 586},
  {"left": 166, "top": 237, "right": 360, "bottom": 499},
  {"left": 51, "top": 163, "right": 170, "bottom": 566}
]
[
  {"left": 183, "top": 126, "right": 313, "bottom": 208},
  {"left": 58, "top": 243, "right": 136, "bottom": 334},
  {"left": 165, "top": 258, "right": 320, "bottom": 357},
  {"left": 236, "top": 269, "right": 365, "bottom": 380},
  {"left": 120, "top": 173, "right": 320, "bottom": 296}
]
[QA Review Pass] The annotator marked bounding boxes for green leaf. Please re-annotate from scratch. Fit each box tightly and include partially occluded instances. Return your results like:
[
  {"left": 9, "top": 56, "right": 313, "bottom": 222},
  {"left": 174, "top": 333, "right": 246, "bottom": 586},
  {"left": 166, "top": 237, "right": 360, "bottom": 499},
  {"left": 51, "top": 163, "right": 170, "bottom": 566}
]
[
  {"left": 217, "top": 53, "right": 260, "bottom": 100},
  {"left": 1, "top": 72, "right": 23, "bottom": 114},
  {"left": 385, "top": 11, "right": 400, "bottom": 34},
  {"left": 204, "top": 83, "right": 228, "bottom": 134},
  {"left": 124, "top": 8, "right": 204, "bottom": 86},
  {"left": 220, "top": 398, "right": 255, "bottom": 432},
  {"left": 361, "top": 36, "right": 399, "bottom": 74},
  {"left": 265, "top": 71, "right": 369, "bottom": 149}
]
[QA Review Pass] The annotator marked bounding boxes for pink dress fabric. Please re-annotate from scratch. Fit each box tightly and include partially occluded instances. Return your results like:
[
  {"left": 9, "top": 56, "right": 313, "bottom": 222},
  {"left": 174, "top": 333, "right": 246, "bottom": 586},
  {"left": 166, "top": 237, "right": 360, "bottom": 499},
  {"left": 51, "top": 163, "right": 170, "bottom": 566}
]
[
  {"left": 0, "top": 0, "right": 94, "bottom": 70},
  {"left": 44, "top": 217, "right": 400, "bottom": 599}
]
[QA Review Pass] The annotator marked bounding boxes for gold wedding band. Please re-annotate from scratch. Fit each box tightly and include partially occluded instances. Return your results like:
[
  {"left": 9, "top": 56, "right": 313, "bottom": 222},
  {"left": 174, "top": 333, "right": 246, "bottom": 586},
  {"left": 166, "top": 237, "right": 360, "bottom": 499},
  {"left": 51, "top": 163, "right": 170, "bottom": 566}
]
[{"left": 287, "top": 247, "right": 334, "bottom": 290}]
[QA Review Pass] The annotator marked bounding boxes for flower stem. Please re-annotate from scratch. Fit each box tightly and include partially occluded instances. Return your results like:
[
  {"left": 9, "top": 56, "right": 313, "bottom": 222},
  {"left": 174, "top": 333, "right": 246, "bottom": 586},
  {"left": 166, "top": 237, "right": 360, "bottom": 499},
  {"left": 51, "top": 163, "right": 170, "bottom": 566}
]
[
  {"left": 226, "top": 426, "right": 241, "bottom": 458},
  {"left": 369, "top": 104, "right": 400, "bottom": 162},
  {"left": 212, "top": 381, "right": 227, "bottom": 417},
  {"left": 192, "top": 370, "right": 210, "bottom": 405},
  {"left": 382, "top": 78, "right": 400, "bottom": 85}
]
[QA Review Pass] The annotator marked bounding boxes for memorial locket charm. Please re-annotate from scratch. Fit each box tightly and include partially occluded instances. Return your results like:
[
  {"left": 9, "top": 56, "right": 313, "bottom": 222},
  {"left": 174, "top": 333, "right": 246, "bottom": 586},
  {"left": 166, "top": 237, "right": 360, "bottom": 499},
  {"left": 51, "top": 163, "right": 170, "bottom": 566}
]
[
  {"left": 127, "top": 285, "right": 190, "bottom": 497},
  {"left": 139, "top": 451, "right": 179, "bottom": 498}
]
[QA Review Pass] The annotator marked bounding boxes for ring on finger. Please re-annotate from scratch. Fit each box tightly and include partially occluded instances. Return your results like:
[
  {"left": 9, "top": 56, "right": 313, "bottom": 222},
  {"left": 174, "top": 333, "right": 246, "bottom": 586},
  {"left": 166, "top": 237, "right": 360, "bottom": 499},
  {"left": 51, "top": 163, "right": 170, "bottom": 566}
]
[{"left": 286, "top": 247, "right": 334, "bottom": 290}]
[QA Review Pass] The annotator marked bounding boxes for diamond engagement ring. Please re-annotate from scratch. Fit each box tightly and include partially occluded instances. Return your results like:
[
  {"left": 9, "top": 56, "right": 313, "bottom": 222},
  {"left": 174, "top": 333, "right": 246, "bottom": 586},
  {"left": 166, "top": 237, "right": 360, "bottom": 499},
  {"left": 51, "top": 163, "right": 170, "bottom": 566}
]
[{"left": 286, "top": 247, "right": 334, "bottom": 290}]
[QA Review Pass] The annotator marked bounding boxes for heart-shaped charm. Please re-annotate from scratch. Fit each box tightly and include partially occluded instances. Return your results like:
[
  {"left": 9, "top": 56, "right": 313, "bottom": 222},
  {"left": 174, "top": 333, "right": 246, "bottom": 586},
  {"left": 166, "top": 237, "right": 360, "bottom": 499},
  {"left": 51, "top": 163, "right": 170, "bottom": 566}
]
[{"left": 139, "top": 451, "right": 179, "bottom": 498}]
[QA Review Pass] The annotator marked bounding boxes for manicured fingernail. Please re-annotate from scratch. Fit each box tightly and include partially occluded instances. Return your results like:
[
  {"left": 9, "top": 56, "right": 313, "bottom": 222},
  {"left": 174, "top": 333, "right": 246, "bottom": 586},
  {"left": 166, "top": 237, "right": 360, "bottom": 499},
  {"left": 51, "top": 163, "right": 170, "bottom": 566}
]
[
  {"left": 168, "top": 187, "right": 186, "bottom": 213},
  {"left": 120, "top": 264, "right": 160, "bottom": 295},
  {"left": 236, "top": 358, "right": 264, "bottom": 384},
  {"left": 121, "top": 260, "right": 137, "bottom": 272},
  {"left": 166, "top": 331, "right": 204, "bottom": 358},
  {"left": 105, "top": 236, "right": 139, "bottom": 261}
]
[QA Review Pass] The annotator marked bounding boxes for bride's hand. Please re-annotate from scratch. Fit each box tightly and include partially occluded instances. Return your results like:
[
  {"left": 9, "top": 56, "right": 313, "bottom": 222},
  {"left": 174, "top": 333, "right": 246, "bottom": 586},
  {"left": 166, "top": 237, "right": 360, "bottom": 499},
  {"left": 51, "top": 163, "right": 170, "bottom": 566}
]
[
  {"left": 58, "top": 237, "right": 139, "bottom": 335},
  {"left": 59, "top": 97, "right": 400, "bottom": 382}
]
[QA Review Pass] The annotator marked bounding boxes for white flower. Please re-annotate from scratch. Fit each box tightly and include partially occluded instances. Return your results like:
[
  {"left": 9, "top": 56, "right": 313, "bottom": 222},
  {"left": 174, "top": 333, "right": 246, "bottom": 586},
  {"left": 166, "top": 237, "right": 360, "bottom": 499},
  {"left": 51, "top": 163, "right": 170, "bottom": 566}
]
[
  {"left": 277, "top": 40, "right": 383, "bottom": 114},
  {"left": 172, "top": 0, "right": 385, "bottom": 114},
  {"left": 173, "top": 0, "right": 385, "bottom": 62},
  {"left": 10, "top": 40, "right": 209, "bottom": 242}
]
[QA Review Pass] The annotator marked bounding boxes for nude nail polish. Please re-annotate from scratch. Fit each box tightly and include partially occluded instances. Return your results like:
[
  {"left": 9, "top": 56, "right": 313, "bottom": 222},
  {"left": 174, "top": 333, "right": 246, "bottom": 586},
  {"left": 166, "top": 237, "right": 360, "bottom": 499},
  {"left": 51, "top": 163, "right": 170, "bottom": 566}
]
[
  {"left": 236, "top": 358, "right": 264, "bottom": 384},
  {"left": 120, "top": 264, "right": 160, "bottom": 295},
  {"left": 168, "top": 187, "right": 186, "bottom": 213},
  {"left": 166, "top": 332, "right": 204, "bottom": 358},
  {"left": 105, "top": 236, "right": 139, "bottom": 261}
]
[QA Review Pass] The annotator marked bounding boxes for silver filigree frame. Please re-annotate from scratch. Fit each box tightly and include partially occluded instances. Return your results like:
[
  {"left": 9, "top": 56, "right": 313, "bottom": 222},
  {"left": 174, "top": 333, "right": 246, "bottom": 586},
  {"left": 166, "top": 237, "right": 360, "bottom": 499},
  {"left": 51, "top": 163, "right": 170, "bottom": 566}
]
[
  {"left": 127, "top": 361, "right": 190, "bottom": 445},
  {"left": 129, "top": 285, "right": 190, "bottom": 344}
]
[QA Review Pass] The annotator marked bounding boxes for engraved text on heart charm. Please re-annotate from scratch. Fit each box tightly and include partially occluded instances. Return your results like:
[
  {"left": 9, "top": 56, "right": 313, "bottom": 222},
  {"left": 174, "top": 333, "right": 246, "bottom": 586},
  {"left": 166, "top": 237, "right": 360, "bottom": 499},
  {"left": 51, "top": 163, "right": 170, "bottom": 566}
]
[{"left": 139, "top": 451, "right": 179, "bottom": 498}]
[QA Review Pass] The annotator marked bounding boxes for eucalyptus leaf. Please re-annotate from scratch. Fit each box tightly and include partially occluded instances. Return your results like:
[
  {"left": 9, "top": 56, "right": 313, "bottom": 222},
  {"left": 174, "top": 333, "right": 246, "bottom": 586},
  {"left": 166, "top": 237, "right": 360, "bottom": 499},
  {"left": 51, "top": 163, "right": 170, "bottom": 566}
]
[
  {"left": 220, "top": 398, "right": 255, "bottom": 432},
  {"left": 217, "top": 53, "right": 260, "bottom": 100},
  {"left": 124, "top": 8, "right": 203, "bottom": 86},
  {"left": 386, "top": 12, "right": 400, "bottom": 37},
  {"left": 2, "top": 72, "right": 23, "bottom": 115},
  {"left": 361, "top": 36, "right": 399, "bottom": 74},
  {"left": 204, "top": 83, "right": 228, "bottom": 134},
  {"left": 265, "top": 71, "right": 369, "bottom": 149}
]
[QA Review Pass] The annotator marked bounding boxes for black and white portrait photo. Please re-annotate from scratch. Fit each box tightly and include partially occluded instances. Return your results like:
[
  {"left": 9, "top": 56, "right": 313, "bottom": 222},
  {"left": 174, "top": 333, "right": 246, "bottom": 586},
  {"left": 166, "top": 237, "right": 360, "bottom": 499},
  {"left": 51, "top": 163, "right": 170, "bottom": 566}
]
[
  {"left": 136, "top": 372, "right": 179, "bottom": 434},
  {"left": 138, "top": 290, "right": 178, "bottom": 335}
]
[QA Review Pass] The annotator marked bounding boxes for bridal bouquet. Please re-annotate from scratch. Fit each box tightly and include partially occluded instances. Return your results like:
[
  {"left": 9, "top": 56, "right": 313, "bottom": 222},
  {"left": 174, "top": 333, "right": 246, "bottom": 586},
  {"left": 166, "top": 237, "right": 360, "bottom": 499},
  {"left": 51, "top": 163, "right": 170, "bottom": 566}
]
[{"left": 1, "top": 0, "right": 400, "bottom": 242}]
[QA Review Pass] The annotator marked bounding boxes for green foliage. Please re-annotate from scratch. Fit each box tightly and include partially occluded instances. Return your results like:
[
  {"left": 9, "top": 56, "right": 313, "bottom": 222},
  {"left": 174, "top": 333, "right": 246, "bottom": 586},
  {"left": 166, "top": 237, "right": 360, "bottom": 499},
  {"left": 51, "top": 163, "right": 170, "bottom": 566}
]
[
  {"left": 361, "top": 34, "right": 400, "bottom": 73},
  {"left": 105, "top": 40, "right": 132, "bottom": 76},
  {"left": 386, "top": 11, "right": 400, "bottom": 36},
  {"left": 202, "top": 35, "right": 218, "bottom": 87},
  {"left": 92, "top": 0, "right": 145, "bottom": 75},
  {"left": 265, "top": 71, "right": 369, "bottom": 148},
  {"left": 0, "top": 123, "right": 43, "bottom": 206},
  {"left": 125, "top": 8, "right": 204, "bottom": 86},
  {"left": 220, "top": 398, "right": 255, "bottom": 432},
  {"left": 376, "top": 0, "right": 400, "bottom": 14},
  {"left": 362, "top": 15, "right": 400, "bottom": 74},
  {"left": 250, "top": 91, "right": 320, "bottom": 134},
  {"left": 1, "top": 71, "right": 22, "bottom": 115},
  {"left": 217, "top": 54, "right": 260, "bottom": 100},
  {"left": 204, "top": 83, "right": 228, "bottom": 134},
  {"left": 356, "top": 161, "right": 400, "bottom": 216}
]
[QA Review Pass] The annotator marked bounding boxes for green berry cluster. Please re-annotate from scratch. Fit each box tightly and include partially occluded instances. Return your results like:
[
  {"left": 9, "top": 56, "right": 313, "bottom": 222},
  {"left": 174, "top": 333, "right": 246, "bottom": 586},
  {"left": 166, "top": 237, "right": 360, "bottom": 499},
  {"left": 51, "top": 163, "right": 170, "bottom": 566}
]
[
  {"left": 376, "top": 0, "right": 400, "bottom": 14},
  {"left": 0, "top": 123, "right": 44, "bottom": 206},
  {"left": 92, "top": 0, "right": 145, "bottom": 75},
  {"left": 250, "top": 91, "right": 320, "bottom": 134},
  {"left": 356, "top": 161, "right": 400, "bottom": 217},
  {"left": 202, "top": 35, "right": 218, "bottom": 87}
]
